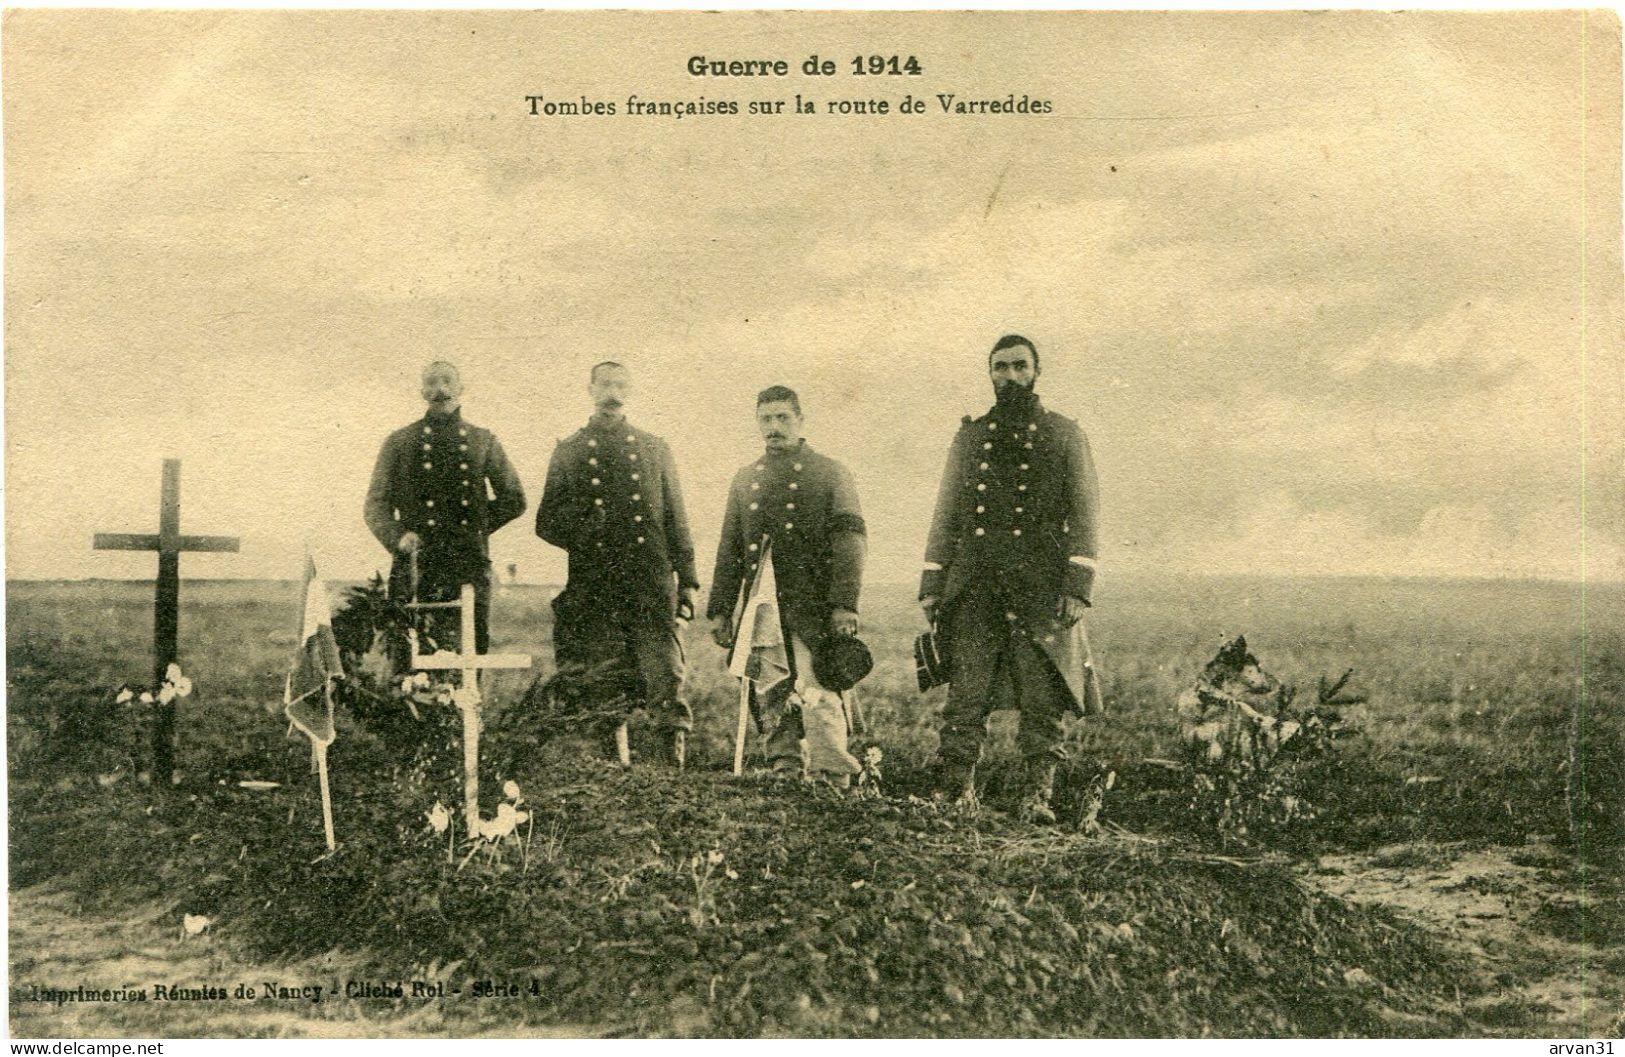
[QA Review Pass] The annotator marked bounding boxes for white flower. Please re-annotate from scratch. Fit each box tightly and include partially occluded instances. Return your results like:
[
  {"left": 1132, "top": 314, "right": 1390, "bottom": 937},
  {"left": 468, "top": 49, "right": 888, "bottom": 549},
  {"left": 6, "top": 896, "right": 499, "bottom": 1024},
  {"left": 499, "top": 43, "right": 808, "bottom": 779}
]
[
  {"left": 502, "top": 780, "right": 522, "bottom": 801},
  {"left": 865, "top": 746, "right": 883, "bottom": 766},
  {"left": 724, "top": 868, "right": 739, "bottom": 880},
  {"left": 139, "top": 691, "right": 154, "bottom": 704},
  {"left": 706, "top": 850, "right": 725, "bottom": 866},
  {"left": 166, "top": 663, "right": 183, "bottom": 684},
  {"left": 115, "top": 688, "right": 134, "bottom": 704},
  {"left": 400, "top": 676, "right": 415, "bottom": 694},
  {"left": 480, "top": 806, "right": 520, "bottom": 840},
  {"left": 426, "top": 802, "right": 450, "bottom": 834},
  {"left": 412, "top": 672, "right": 432, "bottom": 689},
  {"left": 172, "top": 676, "right": 192, "bottom": 698},
  {"left": 157, "top": 684, "right": 177, "bottom": 705},
  {"left": 182, "top": 914, "right": 211, "bottom": 936}
]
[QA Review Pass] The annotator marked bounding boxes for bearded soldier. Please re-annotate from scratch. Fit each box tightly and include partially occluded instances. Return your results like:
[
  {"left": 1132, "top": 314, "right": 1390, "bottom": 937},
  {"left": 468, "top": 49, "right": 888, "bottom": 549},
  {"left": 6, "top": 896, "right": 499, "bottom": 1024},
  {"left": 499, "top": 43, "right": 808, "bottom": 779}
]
[
  {"left": 709, "top": 385, "right": 868, "bottom": 786},
  {"left": 536, "top": 361, "right": 700, "bottom": 768},
  {"left": 920, "top": 335, "right": 1103, "bottom": 822},
  {"left": 365, "top": 360, "right": 527, "bottom": 668}
]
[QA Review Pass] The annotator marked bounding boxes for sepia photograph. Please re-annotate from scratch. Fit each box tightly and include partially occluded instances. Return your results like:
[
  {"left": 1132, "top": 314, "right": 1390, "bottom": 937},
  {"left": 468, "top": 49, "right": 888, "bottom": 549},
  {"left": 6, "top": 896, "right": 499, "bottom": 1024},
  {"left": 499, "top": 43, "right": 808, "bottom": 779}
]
[{"left": 4, "top": 9, "right": 1622, "bottom": 1040}]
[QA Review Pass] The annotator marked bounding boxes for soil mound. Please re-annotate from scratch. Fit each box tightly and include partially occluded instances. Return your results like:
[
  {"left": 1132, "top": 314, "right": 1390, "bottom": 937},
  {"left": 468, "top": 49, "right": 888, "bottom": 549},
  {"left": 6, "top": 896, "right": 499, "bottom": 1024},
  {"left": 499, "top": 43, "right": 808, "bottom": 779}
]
[{"left": 14, "top": 741, "right": 1479, "bottom": 1037}]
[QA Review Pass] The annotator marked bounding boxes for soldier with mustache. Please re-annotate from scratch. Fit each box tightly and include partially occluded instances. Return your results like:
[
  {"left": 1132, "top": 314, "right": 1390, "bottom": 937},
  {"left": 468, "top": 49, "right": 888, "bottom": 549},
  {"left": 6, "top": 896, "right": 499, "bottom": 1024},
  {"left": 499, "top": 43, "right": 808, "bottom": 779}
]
[
  {"left": 536, "top": 362, "right": 700, "bottom": 768},
  {"left": 920, "top": 335, "right": 1104, "bottom": 822},
  {"left": 709, "top": 385, "right": 868, "bottom": 786},
  {"left": 364, "top": 360, "right": 527, "bottom": 670}
]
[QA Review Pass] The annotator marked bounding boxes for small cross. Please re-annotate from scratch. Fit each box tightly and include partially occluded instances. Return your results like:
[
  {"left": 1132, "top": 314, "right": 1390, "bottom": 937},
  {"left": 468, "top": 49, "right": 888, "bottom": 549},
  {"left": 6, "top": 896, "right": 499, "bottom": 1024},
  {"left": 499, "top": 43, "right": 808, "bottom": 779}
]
[
  {"left": 410, "top": 584, "right": 530, "bottom": 832},
  {"left": 94, "top": 459, "right": 240, "bottom": 779}
]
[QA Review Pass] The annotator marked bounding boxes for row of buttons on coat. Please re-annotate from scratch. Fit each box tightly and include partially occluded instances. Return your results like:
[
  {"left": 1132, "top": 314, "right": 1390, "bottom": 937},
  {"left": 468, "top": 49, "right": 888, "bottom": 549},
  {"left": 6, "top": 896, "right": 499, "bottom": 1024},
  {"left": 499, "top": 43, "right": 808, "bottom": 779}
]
[
  {"left": 586, "top": 432, "right": 648, "bottom": 548},
  {"left": 745, "top": 459, "right": 803, "bottom": 571},
  {"left": 420, "top": 423, "right": 474, "bottom": 527},
  {"left": 972, "top": 420, "right": 1038, "bottom": 538}
]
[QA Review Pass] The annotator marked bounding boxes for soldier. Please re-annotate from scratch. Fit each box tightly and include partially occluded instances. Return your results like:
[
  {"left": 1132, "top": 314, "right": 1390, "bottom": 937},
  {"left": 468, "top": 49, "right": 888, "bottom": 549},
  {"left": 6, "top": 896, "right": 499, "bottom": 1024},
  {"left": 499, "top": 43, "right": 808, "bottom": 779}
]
[
  {"left": 919, "top": 335, "right": 1103, "bottom": 823},
  {"left": 535, "top": 361, "right": 700, "bottom": 768},
  {"left": 364, "top": 360, "right": 527, "bottom": 667},
  {"left": 709, "top": 385, "right": 867, "bottom": 786}
]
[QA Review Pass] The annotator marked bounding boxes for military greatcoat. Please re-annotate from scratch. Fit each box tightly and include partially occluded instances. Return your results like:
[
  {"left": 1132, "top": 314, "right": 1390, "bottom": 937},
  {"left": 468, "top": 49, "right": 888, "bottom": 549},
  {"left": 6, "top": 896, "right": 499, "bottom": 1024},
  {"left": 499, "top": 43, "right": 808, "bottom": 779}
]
[
  {"left": 708, "top": 441, "right": 866, "bottom": 648},
  {"left": 920, "top": 391, "right": 1103, "bottom": 761},
  {"left": 535, "top": 414, "right": 699, "bottom": 727},
  {"left": 709, "top": 439, "right": 867, "bottom": 775},
  {"left": 364, "top": 408, "right": 527, "bottom": 656}
]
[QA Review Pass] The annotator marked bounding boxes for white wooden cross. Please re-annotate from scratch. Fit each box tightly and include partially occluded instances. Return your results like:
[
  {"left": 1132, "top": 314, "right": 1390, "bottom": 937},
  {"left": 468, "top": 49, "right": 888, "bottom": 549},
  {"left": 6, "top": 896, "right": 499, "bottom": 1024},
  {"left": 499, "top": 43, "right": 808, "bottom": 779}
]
[{"left": 409, "top": 584, "right": 531, "bottom": 833}]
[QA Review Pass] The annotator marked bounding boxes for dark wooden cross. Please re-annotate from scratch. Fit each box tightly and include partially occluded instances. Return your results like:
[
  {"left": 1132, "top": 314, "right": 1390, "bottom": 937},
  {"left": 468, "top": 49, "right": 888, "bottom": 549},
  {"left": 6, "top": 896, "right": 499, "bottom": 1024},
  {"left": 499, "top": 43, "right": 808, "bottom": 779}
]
[{"left": 94, "top": 459, "right": 240, "bottom": 780}]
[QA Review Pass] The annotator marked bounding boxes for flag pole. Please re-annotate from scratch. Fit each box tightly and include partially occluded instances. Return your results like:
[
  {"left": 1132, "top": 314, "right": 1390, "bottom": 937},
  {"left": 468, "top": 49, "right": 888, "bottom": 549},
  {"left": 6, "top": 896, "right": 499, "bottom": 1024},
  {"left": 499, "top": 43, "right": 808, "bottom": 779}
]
[
  {"left": 314, "top": 738, "right": 336, "bottom": 851},
  {"left": 733, "top": 676, "right": 750, "bottom": 776},
  {"left": 614, "top": 722, "right": 632, "bottom": 769},
  {"left": 729, "top": 543, "right": 761, "bottom": 778}
]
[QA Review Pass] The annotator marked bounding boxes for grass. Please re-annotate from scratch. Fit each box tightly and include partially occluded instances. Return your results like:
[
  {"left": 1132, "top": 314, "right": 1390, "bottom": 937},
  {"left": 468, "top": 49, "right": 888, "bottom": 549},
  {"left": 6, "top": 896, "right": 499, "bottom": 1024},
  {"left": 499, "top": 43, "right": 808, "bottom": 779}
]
[{"left": 7, "top": 573, "right": 1622, "bottom": 1036}]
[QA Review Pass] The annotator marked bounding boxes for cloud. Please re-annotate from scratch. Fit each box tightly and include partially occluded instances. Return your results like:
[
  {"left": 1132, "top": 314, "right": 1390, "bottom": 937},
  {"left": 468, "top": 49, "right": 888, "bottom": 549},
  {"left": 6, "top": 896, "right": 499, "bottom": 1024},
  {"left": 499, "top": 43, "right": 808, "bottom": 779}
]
[{"left": 3, "top": 11, "right": 1615, "bottom": 585}]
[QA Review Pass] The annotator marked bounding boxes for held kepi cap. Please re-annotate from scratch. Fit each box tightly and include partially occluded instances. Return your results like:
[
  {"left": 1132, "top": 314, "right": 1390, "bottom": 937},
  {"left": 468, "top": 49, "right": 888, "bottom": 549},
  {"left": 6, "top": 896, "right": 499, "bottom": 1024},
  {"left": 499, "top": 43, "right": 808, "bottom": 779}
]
[{"left": 813, "top": 632, "right": 874, "bottom": 693}]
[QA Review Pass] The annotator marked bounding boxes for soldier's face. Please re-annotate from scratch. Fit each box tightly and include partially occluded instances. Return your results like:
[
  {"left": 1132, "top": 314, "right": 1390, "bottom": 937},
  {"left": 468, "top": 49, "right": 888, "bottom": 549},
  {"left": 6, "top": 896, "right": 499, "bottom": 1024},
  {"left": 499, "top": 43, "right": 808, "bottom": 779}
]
[
  {"left": 756, "top": 401, "right": 803, "bottom": 451},
  {"left": 421, "top": 364, "right": 464, "bottom": 412},
  {"left": 589, "top": 366, "right": 632, "bottom": 413},
  {"left": 989, "top": 347, "right": 1038, "bottom": 393}
]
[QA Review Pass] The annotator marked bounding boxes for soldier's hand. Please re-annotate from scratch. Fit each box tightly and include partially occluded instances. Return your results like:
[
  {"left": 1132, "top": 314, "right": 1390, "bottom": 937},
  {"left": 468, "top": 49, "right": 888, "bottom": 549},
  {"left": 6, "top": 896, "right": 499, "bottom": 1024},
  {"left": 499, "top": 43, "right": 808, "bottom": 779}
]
[
  {"left": 676, "top": 586, "right": 698, "bottom": 624},
  {"left": 830, "top": 608, "right": 859, "bottom": 638},
  {"left": 396, "top": 531, "right": 422, "bottom": 554},
  {"left": 1057, "top": 595, "right": 1089, "bottom": 626},
  {"left": 921, "top": 595, "right": 940, "bottom": 628},
  {"left": 709, "top": 614, "right": 734, "bottom": 649}
]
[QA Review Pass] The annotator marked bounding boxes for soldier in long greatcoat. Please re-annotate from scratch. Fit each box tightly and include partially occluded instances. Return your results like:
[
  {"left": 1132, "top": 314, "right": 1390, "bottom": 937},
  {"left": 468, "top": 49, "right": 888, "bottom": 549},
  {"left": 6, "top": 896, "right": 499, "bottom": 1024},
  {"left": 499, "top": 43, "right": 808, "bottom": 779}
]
[
  {"left": 709, "top": 385, "right": 868, "bottom": 785},
  {"left": 535, "top": 361, "right": 700, "bottom": 767},
  {"left": 364, "top": 361, "right": 527, "bottom": 668},
  {"left": 919, "top": 335, "right": 1103, "bottom": 822}
]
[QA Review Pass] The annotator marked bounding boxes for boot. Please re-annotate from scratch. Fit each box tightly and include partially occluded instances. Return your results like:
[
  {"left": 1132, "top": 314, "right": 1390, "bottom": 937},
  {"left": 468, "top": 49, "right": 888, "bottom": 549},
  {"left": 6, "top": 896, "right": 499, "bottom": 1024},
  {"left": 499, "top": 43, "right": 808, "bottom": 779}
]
[
  {"left": 936, "top": 758, "right": 977, "bottom": 804},
  {"left": 1016, "top": 759, "right": 1058, "bottom": 825}
]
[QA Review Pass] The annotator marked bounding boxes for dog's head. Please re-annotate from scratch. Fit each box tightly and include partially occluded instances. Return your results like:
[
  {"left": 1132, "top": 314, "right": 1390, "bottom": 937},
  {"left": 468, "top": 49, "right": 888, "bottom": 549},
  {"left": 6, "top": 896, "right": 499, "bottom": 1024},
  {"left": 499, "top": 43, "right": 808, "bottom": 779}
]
[{"left": 1200, "top": 636, "right": 1279, "bottom": 697}]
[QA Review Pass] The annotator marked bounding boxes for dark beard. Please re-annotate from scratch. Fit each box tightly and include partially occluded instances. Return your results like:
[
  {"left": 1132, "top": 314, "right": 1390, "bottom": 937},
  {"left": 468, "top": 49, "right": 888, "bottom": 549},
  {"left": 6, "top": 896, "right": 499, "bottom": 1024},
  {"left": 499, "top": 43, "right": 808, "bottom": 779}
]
[{"left": 993, "top": 380, "right": 1037, "bottom": 409}]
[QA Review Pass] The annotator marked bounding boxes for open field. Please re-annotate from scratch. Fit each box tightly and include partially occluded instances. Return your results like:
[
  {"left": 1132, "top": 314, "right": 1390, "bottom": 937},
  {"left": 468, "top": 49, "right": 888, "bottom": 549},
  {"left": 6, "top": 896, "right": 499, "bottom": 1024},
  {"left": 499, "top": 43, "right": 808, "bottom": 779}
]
[{"left": 7, "top": 574, "right": 1623, "bottom": 1036}]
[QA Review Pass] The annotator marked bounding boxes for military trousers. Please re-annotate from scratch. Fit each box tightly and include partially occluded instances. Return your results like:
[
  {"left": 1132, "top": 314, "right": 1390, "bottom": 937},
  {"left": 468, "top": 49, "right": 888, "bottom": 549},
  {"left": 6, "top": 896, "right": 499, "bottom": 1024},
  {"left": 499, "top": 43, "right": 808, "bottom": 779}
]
[
  {"left": 552, "top": 591, "right": 692, "bottom": 732},
  {"left": 757, "top": 632, "right": 863, "bottom": 778},
  {"left": 388, "top": 551, "right": 491, "bottom": 673},
  {"left": 938, "top": 587, "right": 1072, "bottom": 765}
]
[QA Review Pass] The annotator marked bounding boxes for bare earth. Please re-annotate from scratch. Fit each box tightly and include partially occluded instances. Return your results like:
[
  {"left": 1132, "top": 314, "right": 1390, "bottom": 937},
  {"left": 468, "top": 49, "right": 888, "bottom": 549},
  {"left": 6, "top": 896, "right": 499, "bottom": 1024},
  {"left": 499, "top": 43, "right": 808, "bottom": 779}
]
[{"left": 1305, "top": 840, "right": 1625, "bottom": 1038}]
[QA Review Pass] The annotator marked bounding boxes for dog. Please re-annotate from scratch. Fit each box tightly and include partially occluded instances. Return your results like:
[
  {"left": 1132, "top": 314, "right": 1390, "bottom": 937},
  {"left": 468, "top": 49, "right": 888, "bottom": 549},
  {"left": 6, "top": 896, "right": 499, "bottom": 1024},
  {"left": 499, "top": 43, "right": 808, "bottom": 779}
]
[{"left": 1176, "top": 636, "right": 1300, "bottom": 763}]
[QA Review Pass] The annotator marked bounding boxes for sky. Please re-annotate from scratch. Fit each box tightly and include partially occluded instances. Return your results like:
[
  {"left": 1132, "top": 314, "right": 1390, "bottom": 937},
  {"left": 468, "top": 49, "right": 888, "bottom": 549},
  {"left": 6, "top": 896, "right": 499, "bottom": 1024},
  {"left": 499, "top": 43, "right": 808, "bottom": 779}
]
[{"left": 4, "top": 10, "right": 1621, "bottom": 587}]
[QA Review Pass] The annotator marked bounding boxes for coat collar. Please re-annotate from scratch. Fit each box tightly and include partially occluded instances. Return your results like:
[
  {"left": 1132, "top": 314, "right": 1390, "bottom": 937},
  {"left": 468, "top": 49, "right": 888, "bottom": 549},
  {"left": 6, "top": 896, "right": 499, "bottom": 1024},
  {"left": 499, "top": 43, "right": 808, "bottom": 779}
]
[
  {"left": 587, "top": 411, "right": 634, "bottom": 435},
  {"left": 987, "top": 387, "right": 1044, "bottom": 424},
  {"left": 761, "top": 438, "right": 810, "bottom": 463}
]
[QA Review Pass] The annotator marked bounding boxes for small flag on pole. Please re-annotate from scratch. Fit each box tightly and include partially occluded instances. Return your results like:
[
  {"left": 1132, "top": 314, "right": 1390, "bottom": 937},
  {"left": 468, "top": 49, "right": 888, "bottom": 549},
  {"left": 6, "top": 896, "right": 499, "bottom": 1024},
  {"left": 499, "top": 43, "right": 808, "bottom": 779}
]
[
  {"left": 729, "top": 539, "right": 789, "bottom": 775},
  {"left": 285, "top": 555, "right": 342, "bottom": 849},
  {"left": 728, "top": 540, "right": 790, "bottom": 692}
]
